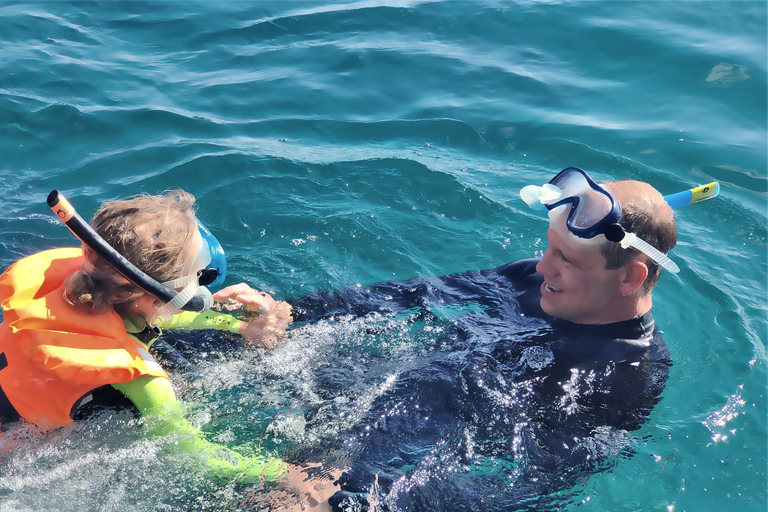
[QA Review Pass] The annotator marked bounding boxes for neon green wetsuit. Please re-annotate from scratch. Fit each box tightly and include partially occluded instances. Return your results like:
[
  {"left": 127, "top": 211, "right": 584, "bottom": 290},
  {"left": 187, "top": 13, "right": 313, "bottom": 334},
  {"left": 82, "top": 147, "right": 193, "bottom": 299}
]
[{"left": 116, "top": 310, "right": 287, "bottom": 484}]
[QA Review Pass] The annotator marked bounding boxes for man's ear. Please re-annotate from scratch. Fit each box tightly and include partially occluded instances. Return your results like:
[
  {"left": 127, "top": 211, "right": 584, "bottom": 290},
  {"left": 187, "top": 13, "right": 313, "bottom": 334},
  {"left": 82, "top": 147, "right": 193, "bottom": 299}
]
[{"left": 620, "top": 260, "right": 649, "bottom": 296}]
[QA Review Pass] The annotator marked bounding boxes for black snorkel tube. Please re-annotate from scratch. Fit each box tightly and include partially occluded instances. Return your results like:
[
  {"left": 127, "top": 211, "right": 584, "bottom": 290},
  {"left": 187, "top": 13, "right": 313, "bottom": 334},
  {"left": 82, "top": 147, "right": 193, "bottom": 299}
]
[{"left": 47, "top": 190, "right": 210, "bottom": 313}]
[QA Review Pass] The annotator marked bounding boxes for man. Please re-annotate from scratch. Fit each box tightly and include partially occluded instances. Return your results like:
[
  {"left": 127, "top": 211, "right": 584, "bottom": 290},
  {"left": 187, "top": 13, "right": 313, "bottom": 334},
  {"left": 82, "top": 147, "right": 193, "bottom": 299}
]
[{"left": 288, "top": 168, "right": 678, "bottom": 511}]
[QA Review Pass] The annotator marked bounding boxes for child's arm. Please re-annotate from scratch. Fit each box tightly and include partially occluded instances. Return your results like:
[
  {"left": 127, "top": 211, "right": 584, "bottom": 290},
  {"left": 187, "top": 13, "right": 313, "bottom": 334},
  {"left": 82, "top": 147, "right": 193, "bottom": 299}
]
[
  {"left": 160, "top": 309, "right": 246, "bottom": 334},
  {"left": 111, "top": 376, "right": 288, "bottom": 484},
  {"left": 160, "top": 284, "right": 293, "bottom": 349}
]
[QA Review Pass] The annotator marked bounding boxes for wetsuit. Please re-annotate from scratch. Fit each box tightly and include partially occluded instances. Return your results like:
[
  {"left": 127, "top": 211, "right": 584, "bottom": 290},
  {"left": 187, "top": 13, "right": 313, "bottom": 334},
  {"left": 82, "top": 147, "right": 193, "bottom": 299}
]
[{"left": 289, "top": 259, "right": 672, "bottom": 511}]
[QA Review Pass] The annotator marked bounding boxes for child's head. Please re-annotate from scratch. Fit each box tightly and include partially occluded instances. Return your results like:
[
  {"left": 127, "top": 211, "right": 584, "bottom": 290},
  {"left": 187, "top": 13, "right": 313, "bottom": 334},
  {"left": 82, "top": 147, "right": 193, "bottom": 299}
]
[{"left": 64, "top": 189, "right": 198, "bottom": 314}]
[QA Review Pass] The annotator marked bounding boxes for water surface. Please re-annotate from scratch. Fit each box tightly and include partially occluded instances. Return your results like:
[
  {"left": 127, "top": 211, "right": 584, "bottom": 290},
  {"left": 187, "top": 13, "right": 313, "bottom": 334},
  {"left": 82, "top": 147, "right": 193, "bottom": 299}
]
[{"left": 0, "top": 2, "right": 765, "bottom": 511}]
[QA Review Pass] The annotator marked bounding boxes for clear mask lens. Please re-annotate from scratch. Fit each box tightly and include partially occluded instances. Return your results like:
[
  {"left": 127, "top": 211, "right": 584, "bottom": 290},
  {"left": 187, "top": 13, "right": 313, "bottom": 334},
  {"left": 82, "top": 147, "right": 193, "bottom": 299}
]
[{"left": 547, "top": 168, "right": 620, "bottom": 238}]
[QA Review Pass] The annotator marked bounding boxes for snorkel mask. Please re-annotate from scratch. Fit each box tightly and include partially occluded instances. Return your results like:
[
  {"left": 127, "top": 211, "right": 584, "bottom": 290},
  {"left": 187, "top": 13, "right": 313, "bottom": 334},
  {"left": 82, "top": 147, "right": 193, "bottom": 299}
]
[
  {"left": 520, "top": 168, "right": 680, "bottom": 273},
  {"left": 48, "top": 190, "right": 227, "bottom": 326},
  {"left": 150, "top": 218, "right": 228, "bottom": 325}
]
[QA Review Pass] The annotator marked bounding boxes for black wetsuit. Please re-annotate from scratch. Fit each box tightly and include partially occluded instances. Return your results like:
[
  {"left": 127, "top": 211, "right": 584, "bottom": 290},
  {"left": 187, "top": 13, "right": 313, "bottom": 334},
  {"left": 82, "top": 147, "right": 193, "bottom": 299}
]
[{"left": 289, "top": 259, "right": 672, "bottom": 511}]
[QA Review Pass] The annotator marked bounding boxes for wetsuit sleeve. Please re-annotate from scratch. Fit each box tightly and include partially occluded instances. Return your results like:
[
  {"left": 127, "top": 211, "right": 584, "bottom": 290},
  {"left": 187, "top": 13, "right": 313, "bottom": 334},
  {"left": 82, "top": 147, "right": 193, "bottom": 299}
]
[
  {"left": 491, "top": 258, "right": 541, "bottom": 281},
  {"left": 289, "top": 259, "right": 542, "bottom": 323},
  {"left": 112, "top": 377, "right": 287, "bottom": 484},
  {"left": 288, "top": 275, "right": 454, "bottom": 323},
  {"left": 159, "top": 310, "right": 245, "bottom": 334},
  {"left": 112, "top": 375, "right": 176, "bottom": 411}
]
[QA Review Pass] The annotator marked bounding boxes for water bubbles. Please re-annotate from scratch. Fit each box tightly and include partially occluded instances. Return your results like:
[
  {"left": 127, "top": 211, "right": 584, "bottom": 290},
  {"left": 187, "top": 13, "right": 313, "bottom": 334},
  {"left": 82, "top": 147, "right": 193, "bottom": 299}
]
[
  {"left": 520, "top": 346, "right": 554, "bottom": 371},
  {"left": 702, "top": 389, "right": 747, "bottom": 443}
]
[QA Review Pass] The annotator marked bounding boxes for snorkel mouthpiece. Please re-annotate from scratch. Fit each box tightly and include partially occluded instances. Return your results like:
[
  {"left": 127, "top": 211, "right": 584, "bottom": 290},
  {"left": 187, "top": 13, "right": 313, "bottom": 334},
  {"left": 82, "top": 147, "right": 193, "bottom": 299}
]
[
  {"left": 152, "top": 281, "right": 213, "bottom": 326},
  {"left": 520, "top": 184, "right": 562, "bottom": 211}
]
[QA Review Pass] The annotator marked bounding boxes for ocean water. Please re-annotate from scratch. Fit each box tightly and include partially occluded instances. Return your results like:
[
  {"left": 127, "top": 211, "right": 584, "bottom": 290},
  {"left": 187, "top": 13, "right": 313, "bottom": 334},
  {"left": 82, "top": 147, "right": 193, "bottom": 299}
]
[{"left": 0, "top": 1, "right": 765, "bottom": 511}]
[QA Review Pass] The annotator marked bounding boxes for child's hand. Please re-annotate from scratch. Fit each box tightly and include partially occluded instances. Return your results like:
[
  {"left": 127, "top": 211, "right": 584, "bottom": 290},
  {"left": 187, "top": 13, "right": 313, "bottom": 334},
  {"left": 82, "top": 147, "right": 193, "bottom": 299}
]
[{"left": 212, "top": 283, "right": 293, "bottom": 348}]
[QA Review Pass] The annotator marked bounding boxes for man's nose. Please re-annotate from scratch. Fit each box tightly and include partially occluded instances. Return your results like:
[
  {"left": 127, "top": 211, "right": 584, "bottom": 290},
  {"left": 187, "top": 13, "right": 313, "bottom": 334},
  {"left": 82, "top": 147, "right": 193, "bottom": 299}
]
[{"left": 536, "top": 247, "right": 554, "bottom": 275}]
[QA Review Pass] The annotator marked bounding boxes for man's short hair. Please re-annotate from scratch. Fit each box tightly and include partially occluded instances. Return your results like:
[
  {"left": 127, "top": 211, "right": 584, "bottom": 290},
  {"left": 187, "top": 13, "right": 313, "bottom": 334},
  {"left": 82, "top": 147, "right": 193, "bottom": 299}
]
[{"left": 601, "top": 181, "right": 677, "bottom": 293}]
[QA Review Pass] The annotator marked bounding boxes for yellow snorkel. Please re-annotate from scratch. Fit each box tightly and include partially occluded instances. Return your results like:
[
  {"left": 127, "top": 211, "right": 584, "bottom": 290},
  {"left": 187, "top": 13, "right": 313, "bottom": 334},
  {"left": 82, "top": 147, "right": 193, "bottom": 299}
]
[{"left": 663, "top": 182, "right": 720, "bottom": 209}]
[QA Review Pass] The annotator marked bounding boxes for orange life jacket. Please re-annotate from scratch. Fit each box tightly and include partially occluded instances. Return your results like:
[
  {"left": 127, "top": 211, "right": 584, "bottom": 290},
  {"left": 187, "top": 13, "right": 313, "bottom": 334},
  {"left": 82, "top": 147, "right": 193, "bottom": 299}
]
[{"left": 0, "top": 248, "right": 169, "bottom": 430}]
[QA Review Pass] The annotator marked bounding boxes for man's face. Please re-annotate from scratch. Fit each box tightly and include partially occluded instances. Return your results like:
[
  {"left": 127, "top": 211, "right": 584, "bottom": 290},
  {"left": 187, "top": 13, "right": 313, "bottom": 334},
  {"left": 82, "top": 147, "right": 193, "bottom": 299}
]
[{"left": 535, "top": 227, "right": 624, "bottom": 324}]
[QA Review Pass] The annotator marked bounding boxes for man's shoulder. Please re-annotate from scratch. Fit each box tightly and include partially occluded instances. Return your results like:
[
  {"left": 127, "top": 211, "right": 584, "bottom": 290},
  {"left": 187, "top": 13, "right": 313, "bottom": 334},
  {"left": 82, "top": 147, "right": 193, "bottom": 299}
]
[{"left": 486, "top": 258, "right": 541, "bottom": 280}]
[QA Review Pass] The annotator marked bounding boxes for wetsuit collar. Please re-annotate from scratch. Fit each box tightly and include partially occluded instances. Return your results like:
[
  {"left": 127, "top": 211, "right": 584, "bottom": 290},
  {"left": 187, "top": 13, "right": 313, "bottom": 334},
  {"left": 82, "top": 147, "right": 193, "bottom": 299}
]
[
  {"left": 122, "top": 313, "right": 161, "bottom": 347},
  {"left": 551, "top": 309, "right": 655, "bottom": 340}
]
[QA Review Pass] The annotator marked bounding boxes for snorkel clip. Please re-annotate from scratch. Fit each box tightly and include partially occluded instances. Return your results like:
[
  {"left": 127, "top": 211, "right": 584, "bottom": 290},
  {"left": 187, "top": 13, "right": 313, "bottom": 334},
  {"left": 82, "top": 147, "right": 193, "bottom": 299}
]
[{"left": 604, "top": 223, "right": 680, "bottom": 273}]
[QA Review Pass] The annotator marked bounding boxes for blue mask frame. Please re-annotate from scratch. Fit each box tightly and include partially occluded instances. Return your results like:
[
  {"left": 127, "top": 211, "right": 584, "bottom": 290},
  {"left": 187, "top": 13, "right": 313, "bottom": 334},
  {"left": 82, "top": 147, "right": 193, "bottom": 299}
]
[{"left": 196, "top": 219, "right": 227, "bottom": 288}]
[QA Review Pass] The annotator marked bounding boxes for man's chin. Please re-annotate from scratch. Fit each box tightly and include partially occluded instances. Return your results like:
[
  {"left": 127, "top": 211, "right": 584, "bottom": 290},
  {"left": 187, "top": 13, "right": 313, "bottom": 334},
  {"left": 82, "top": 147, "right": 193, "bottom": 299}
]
[
  {"left": 539, "top": 297, "right": 559, "bottom": 318},
  {"left": 540, "top": 296, "right": 578, "bottom": 323}
]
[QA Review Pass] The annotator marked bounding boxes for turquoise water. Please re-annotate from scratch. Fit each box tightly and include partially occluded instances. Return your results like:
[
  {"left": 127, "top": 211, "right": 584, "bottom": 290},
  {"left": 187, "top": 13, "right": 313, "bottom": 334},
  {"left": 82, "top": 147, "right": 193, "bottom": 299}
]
[{"left": 0, "top": 1, "right": 766, "bottom": 511}]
